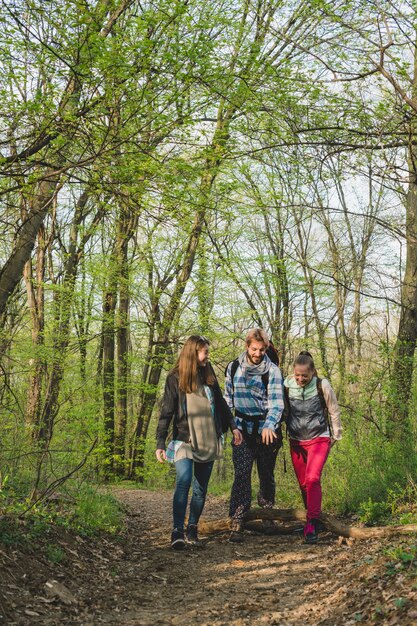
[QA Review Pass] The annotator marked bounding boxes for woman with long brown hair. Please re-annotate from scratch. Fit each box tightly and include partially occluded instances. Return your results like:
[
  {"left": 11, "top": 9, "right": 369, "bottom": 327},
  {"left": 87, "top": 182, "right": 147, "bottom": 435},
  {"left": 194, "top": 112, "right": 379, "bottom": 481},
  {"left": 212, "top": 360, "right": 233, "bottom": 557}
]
[{"left": 156, "top": 335, "right": 242, "bottom": 549}]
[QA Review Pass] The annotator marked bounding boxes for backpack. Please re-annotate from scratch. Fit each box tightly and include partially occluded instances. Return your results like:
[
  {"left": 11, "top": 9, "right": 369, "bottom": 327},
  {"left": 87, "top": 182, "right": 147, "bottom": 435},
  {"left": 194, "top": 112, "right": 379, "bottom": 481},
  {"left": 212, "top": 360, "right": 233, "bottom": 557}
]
[
  {"left": 283, "top": 377, "right": 331, "bottom": 435},
  {"left": 266, "top": 342, "right": 279, "bottom": 365}
]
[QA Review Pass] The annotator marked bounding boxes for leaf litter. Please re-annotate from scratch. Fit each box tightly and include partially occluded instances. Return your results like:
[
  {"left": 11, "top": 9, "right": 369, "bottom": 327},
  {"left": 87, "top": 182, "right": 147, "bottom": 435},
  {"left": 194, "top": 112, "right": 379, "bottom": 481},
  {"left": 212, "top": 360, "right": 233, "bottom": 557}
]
[{"left": 0, "top": 489, "right": 416, "bottom": 624}]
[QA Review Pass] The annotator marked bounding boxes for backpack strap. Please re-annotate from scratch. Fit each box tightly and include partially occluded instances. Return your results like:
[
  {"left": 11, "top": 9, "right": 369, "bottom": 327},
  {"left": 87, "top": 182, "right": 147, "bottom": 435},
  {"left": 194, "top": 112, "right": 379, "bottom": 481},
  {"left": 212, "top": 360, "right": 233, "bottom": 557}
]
[
  {"left": 226, "top": 359, "right": 239, "bottom": 409},
  {"left": 316, "top": 377, "right": 332, "bottom": 436},
  {"left": 316, "top": 377, "right": 327, "bottom": 413},
  {"left": 283, "top": 385, "right": 291, "bottom": 420}
]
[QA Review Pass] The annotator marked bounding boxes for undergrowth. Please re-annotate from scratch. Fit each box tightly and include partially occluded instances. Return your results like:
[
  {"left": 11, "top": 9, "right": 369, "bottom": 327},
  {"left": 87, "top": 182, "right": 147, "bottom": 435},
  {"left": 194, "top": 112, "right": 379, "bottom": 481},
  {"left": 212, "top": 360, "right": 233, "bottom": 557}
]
[{"left": 0, "top": 481, "right": 124, "bottom": 544}]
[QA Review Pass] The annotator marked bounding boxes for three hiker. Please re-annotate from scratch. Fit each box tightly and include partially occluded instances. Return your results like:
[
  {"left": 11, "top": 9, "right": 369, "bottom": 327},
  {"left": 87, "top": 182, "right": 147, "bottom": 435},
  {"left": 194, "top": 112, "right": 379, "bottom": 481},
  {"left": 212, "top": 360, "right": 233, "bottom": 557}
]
[
  {"left": 155, "top": 335, "right": 242, "bottom": 550},
  {"left": 224, "top": 328, "right": 284, "bottom": 543},
  {"left": 155, "top": 332, "right": 342, "bottom": 549}
]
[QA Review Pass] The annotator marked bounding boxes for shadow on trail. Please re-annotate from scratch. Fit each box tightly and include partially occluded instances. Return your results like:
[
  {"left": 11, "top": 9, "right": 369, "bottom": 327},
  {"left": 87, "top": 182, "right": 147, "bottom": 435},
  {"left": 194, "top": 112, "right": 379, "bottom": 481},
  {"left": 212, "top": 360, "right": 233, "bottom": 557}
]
[{"left": 3, "top": 489, "right": 416, "bottom": 625}]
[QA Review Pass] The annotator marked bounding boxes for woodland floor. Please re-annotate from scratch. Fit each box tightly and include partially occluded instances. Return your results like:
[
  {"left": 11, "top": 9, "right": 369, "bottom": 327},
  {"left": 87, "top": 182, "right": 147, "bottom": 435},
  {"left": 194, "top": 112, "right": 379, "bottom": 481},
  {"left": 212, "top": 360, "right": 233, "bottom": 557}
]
[{"left": 1, "top": 488, "right": 417, "bottom": 625}]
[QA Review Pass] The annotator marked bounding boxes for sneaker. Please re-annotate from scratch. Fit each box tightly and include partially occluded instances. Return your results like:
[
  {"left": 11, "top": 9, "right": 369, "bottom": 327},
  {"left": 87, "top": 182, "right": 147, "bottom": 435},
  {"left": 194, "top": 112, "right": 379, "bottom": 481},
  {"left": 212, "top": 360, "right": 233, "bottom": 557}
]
[
  {"left": 257, "top": 493, "right": 273, "bottom": 508},
  {"left": 304, "top": 519, "right": 319, "bottom": 544},
  {"left": 186, "top": 524, "right": 201, "bottom": 546},
  {"left": 171, "top": 528, "right": 185, "bottom": 550}
]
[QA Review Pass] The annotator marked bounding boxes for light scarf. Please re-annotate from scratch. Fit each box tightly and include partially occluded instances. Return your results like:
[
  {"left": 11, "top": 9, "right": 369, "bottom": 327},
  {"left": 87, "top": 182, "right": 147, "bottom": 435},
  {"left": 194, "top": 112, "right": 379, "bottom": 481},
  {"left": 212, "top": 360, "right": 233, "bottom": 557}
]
[{"left": 238, "top": 351, "right": 271, "bottom": 379}]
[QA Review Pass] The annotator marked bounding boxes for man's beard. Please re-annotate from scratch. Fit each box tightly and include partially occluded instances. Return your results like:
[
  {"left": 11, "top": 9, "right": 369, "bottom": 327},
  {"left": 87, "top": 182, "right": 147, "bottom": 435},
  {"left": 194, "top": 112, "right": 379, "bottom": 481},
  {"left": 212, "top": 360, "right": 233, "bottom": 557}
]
[{"left": 247, "top": 353, "right": 263, "bottom": 364}]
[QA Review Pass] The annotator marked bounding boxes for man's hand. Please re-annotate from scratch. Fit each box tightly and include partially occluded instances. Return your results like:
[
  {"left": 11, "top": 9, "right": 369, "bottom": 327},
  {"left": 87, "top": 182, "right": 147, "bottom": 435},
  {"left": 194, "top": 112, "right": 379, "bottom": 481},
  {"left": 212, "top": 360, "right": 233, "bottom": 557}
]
[
  {"left": 232, "top": 429, "right": 243, "bottom": 445},
  {"left": 261, "top": 427, "right": 277, "bottom": 445},
  {"left": 155, "top": 449, "right": 167, "bottom": 463}
]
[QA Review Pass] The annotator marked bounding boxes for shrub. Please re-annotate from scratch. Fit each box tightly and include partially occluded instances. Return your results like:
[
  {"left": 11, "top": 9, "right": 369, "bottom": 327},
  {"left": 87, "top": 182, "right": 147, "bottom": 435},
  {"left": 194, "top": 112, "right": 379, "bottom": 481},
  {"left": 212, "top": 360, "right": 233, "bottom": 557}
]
[{"left": 71, "top": 485, "right": 123, "bottom": 534}]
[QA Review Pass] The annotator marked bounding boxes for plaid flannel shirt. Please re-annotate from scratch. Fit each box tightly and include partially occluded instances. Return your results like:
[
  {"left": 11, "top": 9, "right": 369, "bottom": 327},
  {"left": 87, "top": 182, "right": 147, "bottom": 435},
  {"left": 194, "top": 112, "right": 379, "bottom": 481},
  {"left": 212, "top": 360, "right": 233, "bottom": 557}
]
[{"left": 224, "top": 354, "right": 284, "bottom": 434}]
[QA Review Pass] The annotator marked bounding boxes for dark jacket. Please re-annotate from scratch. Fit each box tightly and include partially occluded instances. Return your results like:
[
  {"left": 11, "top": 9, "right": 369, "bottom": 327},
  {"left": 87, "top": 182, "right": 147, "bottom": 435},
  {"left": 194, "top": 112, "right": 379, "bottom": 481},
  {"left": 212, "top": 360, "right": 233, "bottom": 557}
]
[{"left": 156, "top": 366, "right": 237, "bottom": 450}]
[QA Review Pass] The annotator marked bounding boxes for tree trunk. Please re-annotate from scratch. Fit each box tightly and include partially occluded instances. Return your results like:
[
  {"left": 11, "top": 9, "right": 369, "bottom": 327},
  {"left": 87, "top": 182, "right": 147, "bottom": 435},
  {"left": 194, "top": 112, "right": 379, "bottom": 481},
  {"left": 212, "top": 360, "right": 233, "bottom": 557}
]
[
  {"left": 0, "top": 175, "right": 59, "bottom": 325},
  {"left": 23, "top": 219, "right": 47, "bottom": 430},
  {"left": 391, "top": 180, "right": 417, "bottom": 427},
  {"left": 34, "top": 192, "right": 96, "bottom": 442},
  {"left": 102, "top": 285, "right": 117, "bottom": 464},
  {"left": 197, "top": 241, "right": 213, "bottom": 335},
  {"left": 76, "top": 257, "right": 91, "bottom": 385},
  {"left": 391, "top": 41, "right": 417, "bottom": 431},
  {"left": 114, "top": 231, "right": 131, "bottom": 474}
]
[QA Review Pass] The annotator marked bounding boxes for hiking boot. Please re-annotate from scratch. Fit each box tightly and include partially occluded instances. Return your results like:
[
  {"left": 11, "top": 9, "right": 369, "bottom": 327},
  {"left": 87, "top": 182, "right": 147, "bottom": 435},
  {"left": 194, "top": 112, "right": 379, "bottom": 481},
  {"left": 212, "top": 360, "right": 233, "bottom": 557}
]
[
  {"left": 171, "top": 528, "right": 185, "bottom": 550},
  {"left": 304, "top": 519, "right": 319, "bottom": 544},
  {"left": 257, "top": 493, "right": 273, "bottom": 509},
  {"left": 229, "top": 520, "right": 244, "bottom": 543},
  {"left": 186, "top": 524, "right": 202, "bottom": 546}
]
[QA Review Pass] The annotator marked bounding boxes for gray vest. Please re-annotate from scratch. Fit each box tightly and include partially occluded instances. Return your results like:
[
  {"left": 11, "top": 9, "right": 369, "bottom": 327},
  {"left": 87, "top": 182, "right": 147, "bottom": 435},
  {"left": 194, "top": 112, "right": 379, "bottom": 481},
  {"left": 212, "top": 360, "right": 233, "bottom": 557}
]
[{"left": 286, "top": 392, "right": 328, "bottom": 440}]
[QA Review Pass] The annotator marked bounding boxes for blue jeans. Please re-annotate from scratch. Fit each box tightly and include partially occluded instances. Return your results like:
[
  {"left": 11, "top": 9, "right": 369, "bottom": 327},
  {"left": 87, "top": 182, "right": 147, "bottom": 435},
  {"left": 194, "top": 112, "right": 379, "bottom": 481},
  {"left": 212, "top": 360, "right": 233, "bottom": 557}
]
[{"left": 173, "top": 458, "right": 214, "bottom": 530}]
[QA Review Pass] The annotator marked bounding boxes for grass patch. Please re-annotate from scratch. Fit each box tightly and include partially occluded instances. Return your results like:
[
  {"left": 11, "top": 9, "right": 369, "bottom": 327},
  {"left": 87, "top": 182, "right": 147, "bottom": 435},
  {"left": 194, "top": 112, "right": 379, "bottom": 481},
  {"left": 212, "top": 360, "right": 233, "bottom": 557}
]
[
  {"left": 70, "top": 485, "right": 123, "bottom": 534},
  {"left": 385, "top": 543, "right": 417, "bottom": 576},
  {"left": 46, "top": 543, "right": 66, "bottom": 563}
]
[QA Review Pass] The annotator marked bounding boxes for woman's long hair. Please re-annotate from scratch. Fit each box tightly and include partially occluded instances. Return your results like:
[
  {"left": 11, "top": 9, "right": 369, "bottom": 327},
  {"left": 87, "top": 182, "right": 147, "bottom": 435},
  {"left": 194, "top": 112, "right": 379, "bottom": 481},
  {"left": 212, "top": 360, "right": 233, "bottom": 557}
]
[{"left": 173, "top": 335, "right": 216, "bottom": 393}]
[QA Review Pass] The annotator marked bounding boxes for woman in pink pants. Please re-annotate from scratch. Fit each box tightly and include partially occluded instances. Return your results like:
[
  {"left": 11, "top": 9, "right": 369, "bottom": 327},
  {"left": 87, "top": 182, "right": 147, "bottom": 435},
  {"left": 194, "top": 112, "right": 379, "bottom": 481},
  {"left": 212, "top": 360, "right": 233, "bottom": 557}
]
[{"left": 284, "top": 352, "right": 342, "bottom": 544}]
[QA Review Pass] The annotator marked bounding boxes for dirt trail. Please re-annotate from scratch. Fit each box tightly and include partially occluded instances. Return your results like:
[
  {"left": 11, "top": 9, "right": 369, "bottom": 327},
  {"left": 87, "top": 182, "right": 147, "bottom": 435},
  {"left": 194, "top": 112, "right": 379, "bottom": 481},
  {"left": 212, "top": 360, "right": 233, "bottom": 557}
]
[{"left": 1, "top": 489, "right": 417, "bottom": 625}]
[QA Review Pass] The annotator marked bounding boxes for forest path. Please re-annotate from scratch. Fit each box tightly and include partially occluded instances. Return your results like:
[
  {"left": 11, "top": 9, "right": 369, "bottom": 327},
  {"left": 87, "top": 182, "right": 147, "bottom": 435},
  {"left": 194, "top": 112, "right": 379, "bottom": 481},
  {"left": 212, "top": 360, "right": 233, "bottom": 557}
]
[{"left": 2, "top": 489, "right": 417, "bottom": 625}]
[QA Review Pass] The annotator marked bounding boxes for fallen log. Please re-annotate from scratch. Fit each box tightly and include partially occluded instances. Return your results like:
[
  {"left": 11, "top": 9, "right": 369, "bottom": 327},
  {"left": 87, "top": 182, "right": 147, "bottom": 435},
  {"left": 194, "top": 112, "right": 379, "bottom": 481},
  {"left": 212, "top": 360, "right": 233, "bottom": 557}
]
[
  {"left": 198, "top": 508, "right": 417, "bottom": 539},
  {"left": 244, "top": 520, "right": 304, "bottom": 535}
]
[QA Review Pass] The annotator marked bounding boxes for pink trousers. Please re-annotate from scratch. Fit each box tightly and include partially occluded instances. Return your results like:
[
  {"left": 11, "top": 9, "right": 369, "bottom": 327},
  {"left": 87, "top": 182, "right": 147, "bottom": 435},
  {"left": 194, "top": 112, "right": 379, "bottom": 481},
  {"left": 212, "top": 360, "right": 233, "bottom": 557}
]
[{"left": 290, "top": 436, "right": 331, "bottom": 521}]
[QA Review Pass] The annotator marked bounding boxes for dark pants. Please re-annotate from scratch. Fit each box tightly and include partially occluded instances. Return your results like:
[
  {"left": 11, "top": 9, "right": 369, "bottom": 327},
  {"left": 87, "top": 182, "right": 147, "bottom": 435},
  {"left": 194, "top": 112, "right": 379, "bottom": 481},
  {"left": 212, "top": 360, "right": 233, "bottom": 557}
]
[
  {"left": 229, "top": 432, "right": 281, "bottom": 524},
  {"left": 173, "top": 458, "right": 214, "bottom": 530}
]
